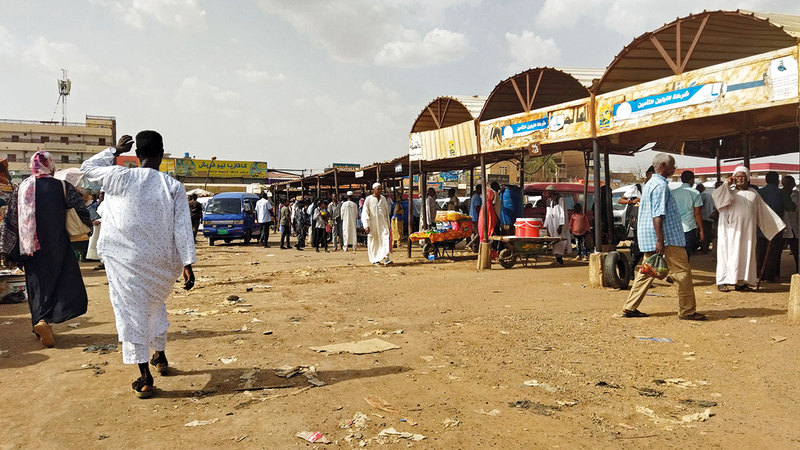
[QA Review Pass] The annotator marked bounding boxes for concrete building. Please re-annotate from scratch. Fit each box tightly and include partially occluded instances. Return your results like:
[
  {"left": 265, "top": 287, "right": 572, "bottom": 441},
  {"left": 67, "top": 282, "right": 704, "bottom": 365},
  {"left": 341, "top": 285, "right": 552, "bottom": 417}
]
[{"left": 0, "top": 115, "right": 116, "bottom": 178}]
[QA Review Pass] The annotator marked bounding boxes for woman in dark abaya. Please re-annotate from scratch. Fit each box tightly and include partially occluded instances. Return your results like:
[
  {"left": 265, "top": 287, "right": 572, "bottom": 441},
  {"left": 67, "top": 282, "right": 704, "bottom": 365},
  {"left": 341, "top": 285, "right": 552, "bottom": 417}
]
[{"left": 0, "top": 151, "right": 92, "bottom": 347}]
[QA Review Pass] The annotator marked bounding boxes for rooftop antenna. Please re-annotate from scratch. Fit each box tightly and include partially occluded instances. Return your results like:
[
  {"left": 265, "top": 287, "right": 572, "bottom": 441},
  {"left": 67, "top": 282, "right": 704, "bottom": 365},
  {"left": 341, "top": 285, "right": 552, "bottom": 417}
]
[{"left": 51, "top": 69, "right": 71, "bottom": 124}]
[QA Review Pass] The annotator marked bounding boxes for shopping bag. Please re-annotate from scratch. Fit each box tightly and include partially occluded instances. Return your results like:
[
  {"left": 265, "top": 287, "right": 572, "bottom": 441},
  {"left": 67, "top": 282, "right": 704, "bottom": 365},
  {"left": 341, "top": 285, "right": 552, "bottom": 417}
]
[{"left": 640, "top": 253, "right": 669, "bottom": 279}]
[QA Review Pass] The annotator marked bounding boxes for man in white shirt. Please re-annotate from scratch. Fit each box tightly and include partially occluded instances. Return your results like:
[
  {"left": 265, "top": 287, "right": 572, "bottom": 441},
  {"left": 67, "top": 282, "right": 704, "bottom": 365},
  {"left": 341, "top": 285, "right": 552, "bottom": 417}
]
[
  {"left": 255, "top": 193, "right": 273, "bottom": 248},
  {"left": 363, "top": 183, "right": 392, "bottom": 265}
]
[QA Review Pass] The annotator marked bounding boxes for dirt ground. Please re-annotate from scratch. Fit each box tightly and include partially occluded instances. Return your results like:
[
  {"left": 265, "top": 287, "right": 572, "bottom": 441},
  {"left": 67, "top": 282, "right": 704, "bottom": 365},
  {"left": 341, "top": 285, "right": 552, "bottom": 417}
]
[{"left": 2, "top": 236, "right": 800, "bottom": 449}]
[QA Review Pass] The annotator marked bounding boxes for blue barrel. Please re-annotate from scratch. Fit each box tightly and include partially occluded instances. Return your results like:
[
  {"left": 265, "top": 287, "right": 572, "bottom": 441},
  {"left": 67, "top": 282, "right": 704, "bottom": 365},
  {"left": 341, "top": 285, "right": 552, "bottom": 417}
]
[{"left": 500, "top": 186, "right": 523, "bottom": 225}]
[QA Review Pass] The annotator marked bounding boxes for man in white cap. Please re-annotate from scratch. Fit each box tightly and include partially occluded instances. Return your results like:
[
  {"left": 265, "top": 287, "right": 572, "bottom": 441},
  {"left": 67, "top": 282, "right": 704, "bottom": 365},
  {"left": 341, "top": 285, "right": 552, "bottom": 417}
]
[
  {"left": 713, "top": 165, "right": 785, "bottom": 291},
  {"left": 543, "top": 185, "right": 571, "bottom": 264},
  {"left": 362, "top": 182, "right": 392, "bottom": 265},
  {"left": 341, "top": 191, "right": 358, "bottom": 252}
]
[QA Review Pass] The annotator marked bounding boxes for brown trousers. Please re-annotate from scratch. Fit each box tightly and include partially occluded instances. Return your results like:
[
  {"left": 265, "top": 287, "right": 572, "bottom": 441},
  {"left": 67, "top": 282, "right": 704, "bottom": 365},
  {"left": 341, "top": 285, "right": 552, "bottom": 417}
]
[{"left": 624, "top": 246, "right": 697, "bottom": 317}]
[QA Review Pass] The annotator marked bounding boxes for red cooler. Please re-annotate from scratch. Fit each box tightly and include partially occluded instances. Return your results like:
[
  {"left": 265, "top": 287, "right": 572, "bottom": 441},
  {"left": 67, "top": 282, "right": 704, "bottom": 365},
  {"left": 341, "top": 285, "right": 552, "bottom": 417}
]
[{"left": 514, "top": 218, "right": 542, "bottom": 237}]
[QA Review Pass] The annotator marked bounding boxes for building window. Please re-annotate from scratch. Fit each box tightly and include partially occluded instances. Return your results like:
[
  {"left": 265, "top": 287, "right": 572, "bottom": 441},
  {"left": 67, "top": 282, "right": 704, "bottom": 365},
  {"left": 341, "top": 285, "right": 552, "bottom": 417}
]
[
  {"left": 61, "top": 155, "right": 69, "bottom": 163},
  {"left": 7, "top": 154, "right": 16, "bottom": 162},
  {"left": 40, "top": 136, "right": 49, "bottom": 143},
  {"left": 98, "top": 137, "right": 106, "bottom": 146},
  {"left": 60, "top": 137, "right": 69, "bottom": 144},
  {"left": 11, "top": 135, "right": 19, "bottom": 142}
]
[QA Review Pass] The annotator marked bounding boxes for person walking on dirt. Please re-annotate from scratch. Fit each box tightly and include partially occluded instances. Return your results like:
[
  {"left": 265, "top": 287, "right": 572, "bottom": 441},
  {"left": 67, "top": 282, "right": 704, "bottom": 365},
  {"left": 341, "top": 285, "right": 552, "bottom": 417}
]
[
  {"left": 621, "top": 153, "right": 705, "bottom": 321},
  {"left": 188, "top": 193, "right": 203, "bottom": 243},
  {"left": 363, "top": 182, "right": 392, "bottom": 265},
  {"left": 279, "top": 199, "right": 291, "bottom": 249},
  {"left": 341, "top": 192, "right": 358, "bottom": 252},
  {"left": 256, "top": 193, "right": 273, "bottom": 248}
]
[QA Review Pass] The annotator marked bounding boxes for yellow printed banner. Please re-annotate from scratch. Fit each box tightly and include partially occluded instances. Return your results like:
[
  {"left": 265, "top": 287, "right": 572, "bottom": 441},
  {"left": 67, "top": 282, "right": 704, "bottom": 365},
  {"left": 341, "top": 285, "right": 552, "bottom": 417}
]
[{"left": 161, "top": 158, "right": 268, "bottom": 179}]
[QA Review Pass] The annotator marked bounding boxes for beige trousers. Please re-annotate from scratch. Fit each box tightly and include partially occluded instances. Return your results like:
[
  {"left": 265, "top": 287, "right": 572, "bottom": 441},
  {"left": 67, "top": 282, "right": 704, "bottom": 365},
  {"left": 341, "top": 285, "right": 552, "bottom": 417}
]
[{"left": 624, "top": 245, "right": 697, "bottom": 317}]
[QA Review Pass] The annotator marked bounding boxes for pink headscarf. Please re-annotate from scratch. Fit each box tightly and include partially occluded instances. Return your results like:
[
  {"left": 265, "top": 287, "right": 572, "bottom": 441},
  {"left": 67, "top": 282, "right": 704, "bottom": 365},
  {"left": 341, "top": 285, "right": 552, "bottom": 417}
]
[{"left": 18, "top": 151, "right": 56, "bottom": 256}]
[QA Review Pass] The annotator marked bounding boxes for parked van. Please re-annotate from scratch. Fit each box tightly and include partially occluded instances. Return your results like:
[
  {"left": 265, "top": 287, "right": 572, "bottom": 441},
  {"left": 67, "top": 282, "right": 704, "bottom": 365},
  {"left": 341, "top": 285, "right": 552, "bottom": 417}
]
[{"left": 202, "top": 192, "right": 262, "bottom": 245}]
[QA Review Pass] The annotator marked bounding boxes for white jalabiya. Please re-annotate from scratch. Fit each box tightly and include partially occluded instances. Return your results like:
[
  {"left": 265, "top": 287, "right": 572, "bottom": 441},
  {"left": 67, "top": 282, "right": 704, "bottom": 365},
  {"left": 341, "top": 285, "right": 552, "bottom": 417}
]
[
  {"left": 341, "top": 199, "right": 358, "bottom": 251},
  {"left": 81, "top": 148, "right": 196, "bottom": 364},
  {"left": 362, "top": 194, "right": 391, "bottom": 263},
  {"left": 86, "top": 202, "right": 104, "bottom": 260},
  {"left": 544, "top": 197, "right": 572, "bottom": 256},
  {"left": 713, "top": 185, "right": 784, "bottom": 286}
]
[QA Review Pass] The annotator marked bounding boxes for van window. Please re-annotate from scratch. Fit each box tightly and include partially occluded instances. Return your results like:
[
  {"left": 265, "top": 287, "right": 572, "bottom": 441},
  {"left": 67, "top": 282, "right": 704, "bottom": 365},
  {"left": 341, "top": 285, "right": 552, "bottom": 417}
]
[
  {"left": 578, "top": 194, "right": 595, "bottom": 211},
  {"left": 244, "top": 199, "right": 255, "bottom": 212},
  {"left": 563, "top": 195, "right": 575, "bottom": 210},
  {"left": 205, "top": 198, "right": 242, "bottom": 215}
]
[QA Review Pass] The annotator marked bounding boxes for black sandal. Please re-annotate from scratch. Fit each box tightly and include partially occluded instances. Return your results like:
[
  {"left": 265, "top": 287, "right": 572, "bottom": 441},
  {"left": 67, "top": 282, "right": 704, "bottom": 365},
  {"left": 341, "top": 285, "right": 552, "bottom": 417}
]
[
  {"left": 735, "top": 284, "right": 754, "bottom": 292},
  {"left": 150, "top": 354, "right": 169, "bottom": 375},
  {"left": 132, "top": 376, "right": 154, "bottom": 399}
]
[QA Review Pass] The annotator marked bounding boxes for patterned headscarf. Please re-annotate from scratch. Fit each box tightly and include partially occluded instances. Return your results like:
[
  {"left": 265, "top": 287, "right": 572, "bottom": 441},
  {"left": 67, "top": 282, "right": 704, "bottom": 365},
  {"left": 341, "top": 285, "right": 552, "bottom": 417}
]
[{"left": 18, "top": 151, "right": 57, "bottom": 255}]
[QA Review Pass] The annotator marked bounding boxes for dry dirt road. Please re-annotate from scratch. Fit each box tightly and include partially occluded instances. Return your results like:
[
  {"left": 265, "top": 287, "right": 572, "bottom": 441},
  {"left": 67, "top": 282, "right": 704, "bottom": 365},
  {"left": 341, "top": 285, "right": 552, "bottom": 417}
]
[{"left": 2, "top": 238, "right": 799, "bottom": 449}]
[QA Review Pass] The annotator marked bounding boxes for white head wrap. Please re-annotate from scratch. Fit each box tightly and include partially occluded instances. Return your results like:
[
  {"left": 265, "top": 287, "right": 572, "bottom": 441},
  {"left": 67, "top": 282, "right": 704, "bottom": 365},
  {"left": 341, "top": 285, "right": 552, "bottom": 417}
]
[
  {"left": 346, "top": 190, "right": 354, "bottom": 196},
  {"left": 732, "top": 166, "right": 750, "bottom": 180},
  {"left": 372, "top": 182, "right": 382, "bottom": 189}
]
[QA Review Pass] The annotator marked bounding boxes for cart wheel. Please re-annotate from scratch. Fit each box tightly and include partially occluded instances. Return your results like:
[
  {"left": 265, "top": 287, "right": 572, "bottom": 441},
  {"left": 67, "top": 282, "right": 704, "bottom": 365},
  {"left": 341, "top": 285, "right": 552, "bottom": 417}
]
[
  {"left": 498, "top": 248, "right": 517, "bottom": 269},
  {"left": 422, "top": 243, "right": 434, "bottom": 258}
]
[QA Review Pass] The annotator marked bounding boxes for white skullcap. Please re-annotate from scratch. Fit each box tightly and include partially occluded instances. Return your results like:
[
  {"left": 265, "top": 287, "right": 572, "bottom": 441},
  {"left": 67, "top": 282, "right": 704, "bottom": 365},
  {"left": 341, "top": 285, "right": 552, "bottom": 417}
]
[
  {"left": 732, "top": 166, "right": 750, "bottom": 180},
  {"left": 346, "top": 190, "right": 354, "bottom": 196},
  {"left": 372, "top": 182, "right": 382, "bottom": 189}
]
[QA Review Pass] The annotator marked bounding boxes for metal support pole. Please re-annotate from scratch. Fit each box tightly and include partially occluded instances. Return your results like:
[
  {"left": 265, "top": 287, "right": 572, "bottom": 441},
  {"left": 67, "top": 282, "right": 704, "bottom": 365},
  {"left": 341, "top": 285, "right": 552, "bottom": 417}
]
[
  {"left": 421, "top": 166, "right": 427, "bottom": 229},
  {"left": 469, "top": 168, "right": 474, "bottom": 196},
  {"left": 744, "top": 134, "right": 751, "bottom": 169},
  {"left": 407, "top": 159, "right": 414, "bottom": 257},
  {"left": 316, "top": 176, "right": 320, "bottom": 198},
  {"left": 333, "top": 169, "right": 340, "bottom": 201},
  {"left": 519, "top": 152, "right": 525, "bottom": 189},
  {"left": 716, "top": 143, "right": 722, "bottom": 184},
  {"left": 592, "top": 139, "right": 602, "bottom": 252},
  {"left": 603, "top": 146, "right": 613, "bottom": 245}
]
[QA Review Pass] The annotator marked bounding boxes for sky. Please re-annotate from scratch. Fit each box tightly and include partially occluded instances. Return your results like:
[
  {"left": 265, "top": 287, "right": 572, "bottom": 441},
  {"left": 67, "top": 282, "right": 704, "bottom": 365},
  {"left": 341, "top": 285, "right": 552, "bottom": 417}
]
[{"left": 1, "top": 0, "right": 800, "bottom": 174}]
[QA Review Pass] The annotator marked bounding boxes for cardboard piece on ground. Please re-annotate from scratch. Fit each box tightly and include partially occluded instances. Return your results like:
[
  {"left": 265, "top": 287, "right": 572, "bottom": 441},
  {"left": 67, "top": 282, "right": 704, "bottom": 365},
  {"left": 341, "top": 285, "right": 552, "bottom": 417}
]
[{"left": 310, "top": 338, "right": 400, "bottom": 355}]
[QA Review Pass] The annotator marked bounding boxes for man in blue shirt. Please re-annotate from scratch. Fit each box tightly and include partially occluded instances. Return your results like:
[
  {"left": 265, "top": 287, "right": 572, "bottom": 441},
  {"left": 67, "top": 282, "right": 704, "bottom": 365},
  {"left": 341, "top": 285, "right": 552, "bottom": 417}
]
[
  {"left": 622, "top": 154, "right": 705, "bottom": 321},
  {"left": 671, "top": 170, "right": 704, "bottom": 257}
]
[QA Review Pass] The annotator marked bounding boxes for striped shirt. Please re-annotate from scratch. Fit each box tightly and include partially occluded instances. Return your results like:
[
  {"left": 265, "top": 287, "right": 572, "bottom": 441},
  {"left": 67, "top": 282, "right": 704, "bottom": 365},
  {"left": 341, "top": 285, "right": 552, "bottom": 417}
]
[{"left": 636, "top": 174, "right": 686, "bottom": 252}]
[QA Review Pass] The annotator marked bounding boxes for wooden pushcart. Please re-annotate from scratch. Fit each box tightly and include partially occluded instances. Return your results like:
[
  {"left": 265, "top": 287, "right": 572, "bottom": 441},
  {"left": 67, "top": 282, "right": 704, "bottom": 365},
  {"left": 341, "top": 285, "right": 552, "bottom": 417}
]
[{"left": 490, "top": 235, "right": 563, "bottom": 268}]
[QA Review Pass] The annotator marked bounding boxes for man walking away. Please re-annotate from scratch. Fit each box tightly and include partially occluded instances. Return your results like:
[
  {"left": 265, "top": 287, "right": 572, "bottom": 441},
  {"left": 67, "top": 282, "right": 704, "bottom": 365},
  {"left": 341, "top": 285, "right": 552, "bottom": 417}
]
[
  {"left": 313, "top": 199, "right": 329, "bottom": 252},
  {"left": 671, "top": 170, "right": 704, "bottom": 257},
  {"left": 279, "top": 199, "right": 291, "bottom": 249},
  {"left": 294, "top": 200, "right": 309, "bottom": 250},
  {"left": 328, "top": 196, "right": 342, "bottom": 251},
  {"left": 82, "top": 132, "right": 195, "bottom": 398},
  {"left": 341, "top": 192, "right": 358, "bottom": 252},
  {"left": 782, "top": 175, "right": 799, "bottom": 269},
  {"left": 188, "top": 194, "right": 203, "bottom": 243},
  {"left": 255, "top": 193, "right": 273, "bottom": 248},
  {"left": 756, "top": 171, "right": 796, "bottom": 282},
  {"left": 621, "top": 153, "right": 705, "bottom": 321},
  {"left": 697, "top": 184, "right": 715, "bottom": 254}
]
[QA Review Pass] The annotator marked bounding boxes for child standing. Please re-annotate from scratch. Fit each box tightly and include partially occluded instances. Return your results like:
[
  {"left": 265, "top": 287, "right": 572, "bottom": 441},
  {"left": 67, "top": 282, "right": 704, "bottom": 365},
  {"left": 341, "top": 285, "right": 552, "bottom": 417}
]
[{"left": 569, "top": 203, "right": 590, "bottom": 260}]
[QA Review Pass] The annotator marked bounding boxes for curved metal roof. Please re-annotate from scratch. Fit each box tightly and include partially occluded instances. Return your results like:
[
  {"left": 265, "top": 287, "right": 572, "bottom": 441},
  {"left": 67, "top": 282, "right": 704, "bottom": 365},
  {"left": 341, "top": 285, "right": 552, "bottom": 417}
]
[
  {"left": 478, "top": 67, "right": 590, "bottom": 122},
  {"left": 410, "top": 95, "right": 487, "bottom": 133},
  {"left": 595, "top": 10, "right": 800, "bottom": 94}
]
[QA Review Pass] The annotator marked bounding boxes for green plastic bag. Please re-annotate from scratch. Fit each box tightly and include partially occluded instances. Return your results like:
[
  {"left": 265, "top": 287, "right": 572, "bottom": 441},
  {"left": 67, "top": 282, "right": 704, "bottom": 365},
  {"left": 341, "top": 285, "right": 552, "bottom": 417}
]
[{"left": 641, "top": 254, "right": 669, "bottom": 279}]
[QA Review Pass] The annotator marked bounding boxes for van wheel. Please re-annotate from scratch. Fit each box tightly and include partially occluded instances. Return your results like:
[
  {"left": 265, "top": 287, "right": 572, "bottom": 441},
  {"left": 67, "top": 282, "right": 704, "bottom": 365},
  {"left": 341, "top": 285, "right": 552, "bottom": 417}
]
[
  {"left": 224, "top": 238, "right": 233, "bottom": 244},
  {"left": 244, "top": 231, "right": 252, "bottom": 245},
  {"left": 603, "top": 251, "right": 631, "bottom": 289},
  {"left": 208, "top": 238, "right": 215, "bottom": 246}
]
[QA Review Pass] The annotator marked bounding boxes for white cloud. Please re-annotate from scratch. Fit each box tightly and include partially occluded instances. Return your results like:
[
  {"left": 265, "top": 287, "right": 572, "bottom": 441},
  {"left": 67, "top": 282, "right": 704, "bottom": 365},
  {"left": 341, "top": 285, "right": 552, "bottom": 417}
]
[
  {"left": 175, "top": 76, "right": 241, "bottom": 117},
  {"left": 235, "top": 63, "right": 287, "bottom": 83},
  {"left": 374, "top": 28, "right": 469, "bottom": 68},
  {"left": 91, "top": 0, "right": 207, "bottom": 31},
  {"left": 0, "top": 26, "right": 18, "bottom": 56},
  {"left": 505, "top": 31, "right": 561, "bottom": 73}
]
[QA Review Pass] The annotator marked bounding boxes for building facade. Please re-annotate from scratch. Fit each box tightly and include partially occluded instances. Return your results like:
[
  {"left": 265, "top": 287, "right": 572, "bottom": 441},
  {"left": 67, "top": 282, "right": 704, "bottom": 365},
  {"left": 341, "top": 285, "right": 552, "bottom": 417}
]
[{"left": 0, "top": 115, "right": 116, "bottom": 177}]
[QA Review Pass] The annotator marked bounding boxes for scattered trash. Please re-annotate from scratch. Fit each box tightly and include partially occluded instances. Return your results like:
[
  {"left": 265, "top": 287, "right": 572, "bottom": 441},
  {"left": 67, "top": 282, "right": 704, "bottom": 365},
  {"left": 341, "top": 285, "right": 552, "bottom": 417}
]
[
  {"left": 683, "top": 351, "right": 695, "bottom": 356},
  {"left": 596, "top": 381, "right": 621, "bottom": 389},
  {"left": 250, "top": 318, "right": 263, "bottom": 323},
  {"left": 681, "top": 408, "right": 714, "bottom": 423},
  {"left": 295, "top": 431, "right": 331, "bottom": 444},
  {"left": 98, "top": 434, "right": 109, "bottom": 440},
  {"left": 219, "top": 357, "right": 237, "bottom": 365},
  {"left": 523, "top": 379, "right": 559, "bottom": 393},
  {"left": 556, "top": 400, "right": 578, "bottom": 407},
  {"left": 654, "top": 378, "right": 695, "bottom": 388},
  {"left": 365, "top": 396, "right": 400, "bottom": 414},
  {"left": 305, "top": 367, "right": 326, "bottom": 387},
  {"left": 310, "top": 338, "right": 400, "bottom": 355},
  {"left": 749, "top": 319, "right": 757, "bottom": 323},
  {"left": 617, "top": 423, "right": 636, "bottom": 430},
  {"left": 340, "top": 412, "right": 369, "bottom": 429},
  {"left": 645, "top": 293, "right": 666, "bottom": 297},
  {"left": 637, "top": 337, "right": 673, "bottom": 343},
  {"left": 66, "top": 323, "right": 80, "bottom": 328},
  {"left": 636, "top": 406, "right": 678, "bottom": 425},
  {"left": 232, "top": 308, "right": 250, "bottom": 313},
  {"left": 377, "top": 428, "right": 426, "bottom": 441},
  {"left": 680, "top": 399, "right": 718, "bottom": 408},
  {"left": 443, "top": 418, "right": 460, "bottom": 428},
  {"left": 83, "top": 343, "right": 117, "bottom": 354},
  {"left": 476, "top": 409, "right": 501, "bottom": 416},
  {"left": 274, "top": 365, "right": 303, "bottom": 378},
  {"left": 771, "top": 336, "right": 788, "bottom": 343},
  {"left": 262, "top": 330, "right": 273, "bottom": 335},
  {"left": 239, "top": 368, "right": 259, "bottom": 390},
  {"left": 185, "top": 419, "right": 219, "bottom": 427},
  {"left": 420, "top": 355, "right": 434, "bottom": 362},
  {"left": 508, "top": 400, "right": 560, "bottom": 416},
  {"left": 226, "top": 295, "right": 240, "bottom": 302},
  {"left": 634, "top": 387, "right": 664, "bottom": 397},
  {"left": 0, "top": 350, "right": 7, "bottom": 356}
]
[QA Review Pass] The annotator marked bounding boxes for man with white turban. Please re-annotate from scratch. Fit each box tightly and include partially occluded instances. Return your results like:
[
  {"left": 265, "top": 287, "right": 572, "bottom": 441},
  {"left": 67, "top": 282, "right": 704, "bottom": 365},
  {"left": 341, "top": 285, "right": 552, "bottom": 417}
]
[
  {"left": 713, "top": 166, "right": 785, "bottom": 291},
  {"left": 362, "top": 182, "right": 392, "bottom": 265},
  {"left": 341, "top": 191, "right": 358, "bottom": 252}
]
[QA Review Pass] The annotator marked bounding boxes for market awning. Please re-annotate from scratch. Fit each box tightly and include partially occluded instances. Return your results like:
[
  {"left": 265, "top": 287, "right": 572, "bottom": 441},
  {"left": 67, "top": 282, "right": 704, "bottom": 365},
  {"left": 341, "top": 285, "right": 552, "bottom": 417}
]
[
  {"left": 595, "top": 10, "right": 800, "bottom": 95},
  {"left": 411, "top": 96, "right": 486, "bottom": 133}
]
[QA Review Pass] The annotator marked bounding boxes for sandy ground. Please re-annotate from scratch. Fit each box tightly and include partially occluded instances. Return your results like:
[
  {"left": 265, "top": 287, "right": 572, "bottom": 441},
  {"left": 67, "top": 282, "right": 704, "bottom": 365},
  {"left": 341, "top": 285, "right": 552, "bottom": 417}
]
[{"left": 2, "top": 235, "right": 800, "bottom": 449}]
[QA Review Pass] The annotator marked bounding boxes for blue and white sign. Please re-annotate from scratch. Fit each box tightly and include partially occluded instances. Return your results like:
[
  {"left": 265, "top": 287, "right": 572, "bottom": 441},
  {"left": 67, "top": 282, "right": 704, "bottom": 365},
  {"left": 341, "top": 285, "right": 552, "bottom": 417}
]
[
  {"left": 501, "top": 117, "right": 549, "bottom": 140},
  {"left": 613, "top": 82, "right": 725, "bottom": 121},
  {"left": 439, "top": 171, "right": 459, "bottom": 182}
]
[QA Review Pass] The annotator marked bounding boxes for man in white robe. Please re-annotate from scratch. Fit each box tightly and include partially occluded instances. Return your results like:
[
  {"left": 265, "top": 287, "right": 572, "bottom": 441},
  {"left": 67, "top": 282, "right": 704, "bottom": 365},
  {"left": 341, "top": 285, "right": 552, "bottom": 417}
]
[
  {"left": 82, "top": 132, "right": 195, "bottom": 398},
  {"left": 362, "top": 182, "right": 392, "bottom": 265},
  {"left": 341, "top": 191, "right": 358, "bottom": 252},
  {"left": 543, "top": 186, "right": 572, "bottom": 264},
  {"left": 713, "top": 166, "right": 784, "bottom": 291}
]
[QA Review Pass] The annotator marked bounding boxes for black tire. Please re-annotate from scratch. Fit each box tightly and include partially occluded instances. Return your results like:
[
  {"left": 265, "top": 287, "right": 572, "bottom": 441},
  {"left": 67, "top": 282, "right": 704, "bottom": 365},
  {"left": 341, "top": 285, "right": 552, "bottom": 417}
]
[
  {"left": 603, "top": 251, "right": 631, "bottom": 289},
  {"left": 244, "top": 230, "right": 252, "bottom": 245},
  {"left": 422, "top": 243, "right": 434, "bottom": 258},
  {"left": 208, "top": 238, "right": 215, "bottom": 246},
  {"left": 224, "top": 238, "right": 233, "bottom": 244},
  {"left": 498, "top": 248, "right": 517, "bottom": 269}
]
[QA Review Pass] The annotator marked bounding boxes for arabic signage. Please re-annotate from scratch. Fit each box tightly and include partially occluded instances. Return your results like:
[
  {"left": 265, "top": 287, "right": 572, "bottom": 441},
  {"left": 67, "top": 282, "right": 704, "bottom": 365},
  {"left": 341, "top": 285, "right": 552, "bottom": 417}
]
[
  {"left": 596, "top": 45, "right": 799, "bottom": 135},
  {"left": 332, "top": 163, "right": 360, "bottom": 169},
  {"left": 161, "top": 158, "right": 268, "bottom": 179}
]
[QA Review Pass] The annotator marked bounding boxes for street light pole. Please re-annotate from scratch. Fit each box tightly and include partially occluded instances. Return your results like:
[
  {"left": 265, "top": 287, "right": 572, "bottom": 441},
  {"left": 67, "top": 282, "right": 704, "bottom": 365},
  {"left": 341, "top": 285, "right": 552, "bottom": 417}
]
[{"left": 203, "top": 156, "right": 217, "bottom": 191}]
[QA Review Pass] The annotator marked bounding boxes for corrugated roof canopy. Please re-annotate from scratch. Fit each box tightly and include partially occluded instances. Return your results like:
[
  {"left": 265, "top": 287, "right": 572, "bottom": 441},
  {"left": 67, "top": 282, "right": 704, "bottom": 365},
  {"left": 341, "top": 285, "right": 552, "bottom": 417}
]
[
  {"left": 596, "top": 9, "right": 800, "bottom": 94},
  {"left": 478, "top": 68, "right": 590, "bottom": 122},
  {"left": 410, "top": 95, "right": 486, "bottom": 133}
]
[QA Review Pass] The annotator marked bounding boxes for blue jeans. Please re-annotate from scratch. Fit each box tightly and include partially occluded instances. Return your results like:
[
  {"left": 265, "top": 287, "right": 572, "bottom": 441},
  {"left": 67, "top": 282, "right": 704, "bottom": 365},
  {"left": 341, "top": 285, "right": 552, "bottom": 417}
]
[
  {"left": 684, "top": 228, "right": 698, "bottom": 258},
  {"left": 575, "top": 234, "right": 588, "bottom": 258}
]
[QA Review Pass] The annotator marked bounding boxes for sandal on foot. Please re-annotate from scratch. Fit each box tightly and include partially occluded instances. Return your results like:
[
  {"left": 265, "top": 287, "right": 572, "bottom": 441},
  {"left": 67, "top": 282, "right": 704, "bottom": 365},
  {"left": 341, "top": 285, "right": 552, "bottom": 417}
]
[
  {"left": 735, "top": 284, "right": 754, "bottom": 292},
  {"left": 132, "top": 377, "right": 154, "bottom": 399},
  {"left": 717, "top": 285, "right": 731, "bottom": 292},
  {"left": 150, "top": 354, "right": 169, "bottom": 375},
  {"left": 679, "top": 313, "right": 707, "bottom": 321},
  {"left": 622, "top": 309, "right": 649, "bottom": 318},
  {"left": 33, "top": 320, "right": 55, "bottom": 348}
]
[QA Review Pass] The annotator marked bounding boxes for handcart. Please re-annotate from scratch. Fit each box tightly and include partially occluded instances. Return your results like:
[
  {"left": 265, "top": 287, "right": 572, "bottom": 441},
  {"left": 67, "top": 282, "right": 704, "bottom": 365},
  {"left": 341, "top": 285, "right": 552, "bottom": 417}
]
[
  {"left": 410, "top": 219, "right": 473, "bottom": 260},
  {"left": 490, "top": 235, "right": 562, "bottom": 268}
]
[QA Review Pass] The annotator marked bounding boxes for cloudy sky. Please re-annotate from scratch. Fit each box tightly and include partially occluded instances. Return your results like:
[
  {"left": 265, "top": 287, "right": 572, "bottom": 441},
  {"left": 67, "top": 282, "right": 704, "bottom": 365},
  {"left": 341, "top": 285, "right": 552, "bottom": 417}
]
[{"left": 1, "top": 0, "right": 799, "bottom": 173}]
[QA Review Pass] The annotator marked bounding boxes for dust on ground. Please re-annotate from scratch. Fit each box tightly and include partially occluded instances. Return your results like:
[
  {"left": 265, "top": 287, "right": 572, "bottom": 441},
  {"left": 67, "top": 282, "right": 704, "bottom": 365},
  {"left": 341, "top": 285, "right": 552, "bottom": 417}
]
[{"left": 2, "top": 240, "right": 799, "bottom": 448}]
